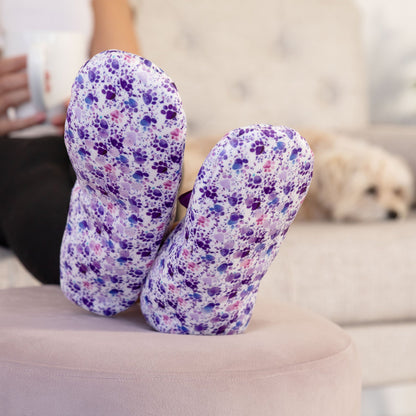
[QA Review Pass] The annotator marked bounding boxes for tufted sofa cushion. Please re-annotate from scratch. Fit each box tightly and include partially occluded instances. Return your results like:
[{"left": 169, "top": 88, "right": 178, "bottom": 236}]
[{"left": 137, "top": 0, "right": 368, "bottom": 137}]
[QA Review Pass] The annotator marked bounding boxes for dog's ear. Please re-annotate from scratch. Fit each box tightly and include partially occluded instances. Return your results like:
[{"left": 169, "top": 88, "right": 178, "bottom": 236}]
[{"left": 311, "top": 149, "right": 354, "bottom": 219}]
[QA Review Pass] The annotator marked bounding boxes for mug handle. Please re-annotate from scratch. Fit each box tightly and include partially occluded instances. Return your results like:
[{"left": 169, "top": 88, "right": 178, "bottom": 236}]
[{"left": 27, "top": 43, "right": 47, "bottom": 113}]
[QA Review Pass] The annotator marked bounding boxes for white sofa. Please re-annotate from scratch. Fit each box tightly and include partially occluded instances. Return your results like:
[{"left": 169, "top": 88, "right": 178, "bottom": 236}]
[
  {"left": 2, "top": 0, "right": 415, "bottom": 414},
  {"left": 134, "top": 8, "right": 416, "bottom": 411}
]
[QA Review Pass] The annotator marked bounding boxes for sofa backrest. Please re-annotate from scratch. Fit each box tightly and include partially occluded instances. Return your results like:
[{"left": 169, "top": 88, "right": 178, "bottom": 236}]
[{"left": 137, "top": 0, "right": 368, "bottom": 137}]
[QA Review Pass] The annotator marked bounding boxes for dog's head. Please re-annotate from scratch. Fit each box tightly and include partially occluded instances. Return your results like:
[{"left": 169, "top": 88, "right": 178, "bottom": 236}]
[{"left": 313, "top": 140, "right": 414, "bottom": 221}]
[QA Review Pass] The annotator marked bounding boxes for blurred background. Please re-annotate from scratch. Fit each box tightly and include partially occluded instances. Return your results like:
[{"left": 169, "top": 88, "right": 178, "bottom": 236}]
[
  {"left": 1, "top": 1, "right": 415, "bottom": 415},
  {"left": 135, "top": 0, "right": 416, "bottom": 137},
  {"left": 355, "top": 0, "right": 416, "bottom": 125}
]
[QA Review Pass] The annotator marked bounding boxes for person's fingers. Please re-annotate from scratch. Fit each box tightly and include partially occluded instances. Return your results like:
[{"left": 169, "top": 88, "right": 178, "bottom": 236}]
[
  {"left": 0, "top": 88, "right": 31, "bottom": 114},
  {"left": 0, "top": 55, "right": 27, "bottom": 76},
  {"left": 50, "top": 97, "right": 70, "bottom": 135},
  {"left": 52, "top": 125, "right": 65, "bottom": 136},
  {"left": 50, "top": 112, "right": 66, "bottom": 127},
  {"left": 0, "top": 112, "right": 46, "bottom": 136},
  {"left": 0, "top": 71, "right": 28, "bottom": 95},
  {"left": 50, "top": 112, "right": 66, "bottom": 136}
]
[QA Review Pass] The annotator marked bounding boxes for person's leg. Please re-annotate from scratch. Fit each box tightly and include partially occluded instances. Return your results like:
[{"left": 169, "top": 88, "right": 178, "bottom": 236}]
[
  {"left": 60, "top": 50, "right": 186, "bottom": 316},
  {"left": 0, "top": 135, "right": 75, "bottom": 284},
  {"left": 0, "top": 226, "right": 8, "bottom": 247},
  {"left": 141, "top": 125, "right": 314, "bottom": 335}
]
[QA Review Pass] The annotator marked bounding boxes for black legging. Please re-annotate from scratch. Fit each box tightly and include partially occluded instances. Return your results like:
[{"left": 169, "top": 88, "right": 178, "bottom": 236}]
[{"left": 0, "top": 135, "right": 75, "bottom": 284}]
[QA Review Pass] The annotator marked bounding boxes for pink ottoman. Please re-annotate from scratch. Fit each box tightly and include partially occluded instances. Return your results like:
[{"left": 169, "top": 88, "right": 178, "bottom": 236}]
[{"left": 0, "top": 286, "right": 361, "bottom": 415}]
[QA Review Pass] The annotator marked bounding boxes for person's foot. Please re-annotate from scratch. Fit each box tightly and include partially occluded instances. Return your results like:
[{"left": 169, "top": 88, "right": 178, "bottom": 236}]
[
  {"left": 140, "top": 125, "right": 313, "bottom": 334},
  {"left": 60, "top": 50, "right": 186, "bottom": 316}
]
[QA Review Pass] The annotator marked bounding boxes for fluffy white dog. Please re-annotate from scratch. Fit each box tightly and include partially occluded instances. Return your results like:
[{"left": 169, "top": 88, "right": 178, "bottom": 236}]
[
  {"left": 297, "top": 131, "right": 414, "bottom": 221},
  {"left": 179, "top": 131, "right": 414, "bottom": 222}
]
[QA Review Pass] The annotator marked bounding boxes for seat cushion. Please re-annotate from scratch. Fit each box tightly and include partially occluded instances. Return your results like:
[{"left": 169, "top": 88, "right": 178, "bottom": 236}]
[
  {"left": 258, "top": 213, "right": 416, "bottom": 325},
  {"left": 0, "top": 286, "right": 360, "bottom": 416},
  {"left": 0, "top": 247, "right": 40, "bottom": 290},
  {"left": 346, "top": 321, "right": 416, "bottom": 387}
]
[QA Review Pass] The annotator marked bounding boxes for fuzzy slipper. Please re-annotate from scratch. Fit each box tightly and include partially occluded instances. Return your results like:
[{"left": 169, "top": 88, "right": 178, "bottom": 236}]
[
  {"left": 140, "top": 125, "right": 313, "bottom": 334},
  {"left": 60, "top": 50, "right": 186, "bottom": 316}
]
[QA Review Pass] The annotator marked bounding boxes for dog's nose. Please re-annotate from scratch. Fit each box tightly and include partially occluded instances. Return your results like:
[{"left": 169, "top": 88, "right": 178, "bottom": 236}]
[{"left": 387, "top": 210, "right": 398, "bottom": 220}]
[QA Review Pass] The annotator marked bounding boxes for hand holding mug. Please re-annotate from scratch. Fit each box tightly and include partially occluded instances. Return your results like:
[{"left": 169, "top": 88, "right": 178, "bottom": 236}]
[
  {"left": 0, "top": 55, "right": 46, "bottom": 136},
  {"left": 2, "top": 31, "right": 88, "bottom": 137}
]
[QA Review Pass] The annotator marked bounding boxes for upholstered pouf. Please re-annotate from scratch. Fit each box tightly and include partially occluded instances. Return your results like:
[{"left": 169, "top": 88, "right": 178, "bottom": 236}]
[{"left": 0, "top": 286, "right": 361, "bottom": 415}]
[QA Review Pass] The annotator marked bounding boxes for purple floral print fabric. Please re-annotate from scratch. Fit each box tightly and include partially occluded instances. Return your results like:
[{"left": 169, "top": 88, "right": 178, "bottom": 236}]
[
  {"left": 141, "top": 125, "right": 313, "bottom": 334},
  {"left": 60, "top": 50, "right": 186, "bottom": 316}
]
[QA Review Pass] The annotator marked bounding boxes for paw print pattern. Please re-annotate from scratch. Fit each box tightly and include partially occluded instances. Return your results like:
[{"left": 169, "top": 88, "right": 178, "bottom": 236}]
[
  {"left": 140, "top": 125, "right": 313, "bottom": 335},
  {"left": 94, "top": 142, "right": 108, "bottom": 156},
  {"left": 86, "top": 67, "right": 101, "bottom": 84},
  {"left": 161, "top": 104, "right": 178, "bottom": 120},
  {"left": 152, "top": 137, "right": 169, "bottom": 153},
  {"left": 142, "top": 89, "right": 158, "bottom": 106},
  {"left": 152, "top": 161, "right": 168, "bottom": 174},
  {"left": 60, "top": 50, "right": 187, "bottom": 316},
  {"left": 120, "top": 75, "right": 134, "bottom": 92},
  {"left": 105, "top": 56, "right": 121, "bottom": 74},
  {"left": 250, "top": 139, "right": 265, "bottom": 155},
  {"left": 102, "top": 84, "right": 116, "bottom": 100}
]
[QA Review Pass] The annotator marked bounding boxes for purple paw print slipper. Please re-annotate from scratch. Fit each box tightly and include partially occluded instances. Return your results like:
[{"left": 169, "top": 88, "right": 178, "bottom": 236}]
[
  {"left": 140, "top": 125, "right": 313, "bottom": 334},
  {"left": 60, "top": 50, "right": 186, "bottom": 316}
]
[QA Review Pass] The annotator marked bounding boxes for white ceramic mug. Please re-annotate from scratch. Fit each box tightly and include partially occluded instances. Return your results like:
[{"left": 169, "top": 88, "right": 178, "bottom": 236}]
[{"left": 4, "top": 30, "right": 88, "bottom": 122}]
